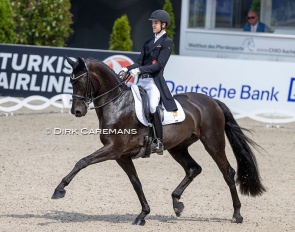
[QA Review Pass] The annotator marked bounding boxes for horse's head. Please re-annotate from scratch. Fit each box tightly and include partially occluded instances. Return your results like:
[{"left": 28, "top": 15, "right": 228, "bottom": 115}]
[
  {"left": 66, "top": 56, "right": 126, "bottom": 117},
  {"left": 66, "top": 56, "right": 92, "bottom": 117}
]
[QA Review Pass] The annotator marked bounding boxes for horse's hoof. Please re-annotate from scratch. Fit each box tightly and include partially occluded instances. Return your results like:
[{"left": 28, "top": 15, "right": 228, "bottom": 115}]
[
  {"left": 231, "top": 215, "right": 243, "bottom": 223},
  {"left": 174, "top": 201, "right": 184, "bottom": 217},
  {"left": 51, "top": 189, "right": 66, "bottom": 199},
  {"left": 132, "top": 218, "right": 146, "bottom": 226}
]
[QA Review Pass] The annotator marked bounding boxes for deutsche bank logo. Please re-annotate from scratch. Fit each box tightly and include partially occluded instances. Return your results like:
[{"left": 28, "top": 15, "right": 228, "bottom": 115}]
[{"left": 288, "top": 78, "right": 295, "bottom": 102}]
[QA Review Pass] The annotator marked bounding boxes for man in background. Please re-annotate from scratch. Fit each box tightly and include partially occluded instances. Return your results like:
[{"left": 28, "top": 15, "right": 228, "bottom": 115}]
[{"left": 243, "top": 9, "right": 268, "bottom": 32}]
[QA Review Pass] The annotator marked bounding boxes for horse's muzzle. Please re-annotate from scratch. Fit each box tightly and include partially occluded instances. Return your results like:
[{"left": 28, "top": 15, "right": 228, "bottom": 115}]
[
  {"left": 71, "top": 105, "right": 87, "bottom": 117},
  {"left": 73, "top": 110, "right": 84, "bottom": 117}
]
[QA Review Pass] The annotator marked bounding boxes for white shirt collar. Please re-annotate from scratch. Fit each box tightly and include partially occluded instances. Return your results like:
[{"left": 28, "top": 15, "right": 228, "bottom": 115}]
[
  {"left": 251, "top": 22, "right": 259, "bottom": 32},
  {"left": 154, "top": 31, "right": 166, "bottom": 42}
]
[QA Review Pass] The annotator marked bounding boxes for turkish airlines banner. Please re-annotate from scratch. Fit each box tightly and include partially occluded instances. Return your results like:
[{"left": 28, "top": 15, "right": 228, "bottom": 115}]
[{"left": 0, "top": 44, "right": 138, "bottom": 98}]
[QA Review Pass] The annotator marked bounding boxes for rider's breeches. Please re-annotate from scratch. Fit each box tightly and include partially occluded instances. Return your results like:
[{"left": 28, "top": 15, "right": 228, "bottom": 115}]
[{"left": 137, "top": 78, "right": 160, "bottom": 113}]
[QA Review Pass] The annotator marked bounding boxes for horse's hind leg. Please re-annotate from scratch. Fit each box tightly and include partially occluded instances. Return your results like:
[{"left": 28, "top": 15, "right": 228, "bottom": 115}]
[
  {"left": 168, "top": 145, "right": 202, "bottom": 217},
  {"left": 201, "top": 135, "right": 243, "bottom": 223},
  {"left": 116, "top": 157, "right": 150, "bottom": 226}
]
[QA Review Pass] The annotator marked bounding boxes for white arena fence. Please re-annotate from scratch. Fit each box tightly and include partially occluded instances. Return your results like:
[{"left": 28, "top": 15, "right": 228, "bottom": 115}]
[
  {"left": 1, "top": 44, "right": 295, "bottom": 123},
  {"left": 0, "top": 94, "right": 72, "bottom": 113}
]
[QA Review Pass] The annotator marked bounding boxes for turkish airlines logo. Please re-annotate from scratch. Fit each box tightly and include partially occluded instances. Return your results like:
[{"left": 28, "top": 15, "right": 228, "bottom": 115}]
[{"left": 103, "top": 55, "right": 137, "bottom": 84}]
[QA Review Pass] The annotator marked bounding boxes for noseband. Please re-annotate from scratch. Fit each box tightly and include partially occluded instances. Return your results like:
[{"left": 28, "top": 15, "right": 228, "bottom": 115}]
[{"left": 70, "top": 59, "right": 130, "bottom": 109}]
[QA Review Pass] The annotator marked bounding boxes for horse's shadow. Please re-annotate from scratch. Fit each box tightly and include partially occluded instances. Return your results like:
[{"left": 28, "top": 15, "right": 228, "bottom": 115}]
[{"left": 3, "top": 210, "right": 230, "bottom": 225}]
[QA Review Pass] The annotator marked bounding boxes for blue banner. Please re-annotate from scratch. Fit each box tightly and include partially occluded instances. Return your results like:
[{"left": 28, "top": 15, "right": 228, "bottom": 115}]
[{"left": 0, "top": 44, "right": 138, "bottom": 98}]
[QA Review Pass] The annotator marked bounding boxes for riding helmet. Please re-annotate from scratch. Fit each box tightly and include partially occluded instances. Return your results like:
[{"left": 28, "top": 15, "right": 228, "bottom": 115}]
[{"left": 148, "top": 10, "right": 170, "bottom": 27}]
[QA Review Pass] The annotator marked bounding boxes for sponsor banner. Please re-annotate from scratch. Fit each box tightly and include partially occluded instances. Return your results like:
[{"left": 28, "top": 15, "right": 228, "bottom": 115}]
[
  {"left": 0, "top": 44, "right": 138, "bottom": 98},
  {"left": 1, "top": 44, "right": 295, "bottom": 123},
  {"left": 164, "top": 55, "right": 295, "bottom": 123},
  {"left": 180, "top": 30, "right": 295, "bottom": 62}
]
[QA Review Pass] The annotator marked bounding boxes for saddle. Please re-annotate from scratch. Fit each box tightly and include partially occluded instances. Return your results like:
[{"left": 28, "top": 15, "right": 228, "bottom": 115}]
[
  {"left": 130, "top": 84, "right": 185, "bottom": 159},
  {"left": 138, "top": 87, "right": 152, "bottom": 123},
  {"left": 138, "top": 86, "right": 164, "bottom": 124}
]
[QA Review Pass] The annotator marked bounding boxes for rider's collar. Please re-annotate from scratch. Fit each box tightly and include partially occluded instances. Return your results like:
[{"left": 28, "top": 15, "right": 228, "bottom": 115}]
[{"left": 154, "top": 30, "right": 166, "bottom": 42}]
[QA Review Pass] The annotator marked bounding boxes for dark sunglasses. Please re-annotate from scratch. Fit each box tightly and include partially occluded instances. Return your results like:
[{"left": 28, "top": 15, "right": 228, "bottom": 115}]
[{"left": 248, "top": 16, "right": 256, "bottom": 19}]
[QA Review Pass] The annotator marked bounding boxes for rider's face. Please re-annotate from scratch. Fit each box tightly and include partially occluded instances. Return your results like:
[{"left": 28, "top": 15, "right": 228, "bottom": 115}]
[{"left": 152, "top": 20, "right": 162, "bottom": 34}]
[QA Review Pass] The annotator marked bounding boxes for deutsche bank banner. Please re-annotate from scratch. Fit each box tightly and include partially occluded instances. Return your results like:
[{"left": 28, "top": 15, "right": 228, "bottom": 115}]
[
  {"left": 165, "top": 56, "right": 295, "bottom": 123},
  {"left": 1, "top": 44, "right": 295, "bottom": 123}
]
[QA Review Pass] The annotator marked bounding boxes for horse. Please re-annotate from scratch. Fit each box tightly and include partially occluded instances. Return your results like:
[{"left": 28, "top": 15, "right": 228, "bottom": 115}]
[{"left": 52, "top": 57, "right": 266, "bottom": 226}]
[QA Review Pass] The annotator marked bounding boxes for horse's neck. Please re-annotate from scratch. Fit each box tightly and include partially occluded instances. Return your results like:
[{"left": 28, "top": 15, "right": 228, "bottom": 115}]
[
  {"left": 90, "top": 61, "right": 134, "bottom": 114},
  {"left": 92, "top": 64, "right": 120, "bottom": 98},
  {"left": 94, "top": 88, "right": 134, "bottom": 123}
]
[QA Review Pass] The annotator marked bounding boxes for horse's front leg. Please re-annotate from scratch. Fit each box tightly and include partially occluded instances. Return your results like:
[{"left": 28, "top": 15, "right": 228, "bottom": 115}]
[
  {"left": 116, "top": 157, "right": 150, "bottom": 226},
  {"left": 52, "top": 145, "right": 118, "bottom": 199}
]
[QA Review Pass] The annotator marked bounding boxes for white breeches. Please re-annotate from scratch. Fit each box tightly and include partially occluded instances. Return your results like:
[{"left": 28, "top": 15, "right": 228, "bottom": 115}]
[{"left": 137, "top": 78, "right": 160, "bottom": 113}]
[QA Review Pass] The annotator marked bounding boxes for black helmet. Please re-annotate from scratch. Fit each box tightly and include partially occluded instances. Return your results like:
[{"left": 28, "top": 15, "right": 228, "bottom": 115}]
[{"left": 148, "top": 10, "right": 170, "bottom": 27}]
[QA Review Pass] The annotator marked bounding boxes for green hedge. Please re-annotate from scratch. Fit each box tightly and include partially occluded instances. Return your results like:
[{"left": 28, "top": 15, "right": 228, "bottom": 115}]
[
  {"left": 163, "top": 0, "right": 175, "bottom": 54},
  {"left": 9, "top": 0, "right": 73, "bottom": 46},
  {"left": 0, "top": 0, "right": 16, "bottom": 43},
  {"left": 109, "top": 14, "right": 133, "bottom": 51}
]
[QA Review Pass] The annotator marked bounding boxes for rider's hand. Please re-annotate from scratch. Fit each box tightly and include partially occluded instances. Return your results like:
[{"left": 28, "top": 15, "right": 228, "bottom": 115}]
[
  {"left": 121, "top": 67, "right": 128, "bottom": 73},
  {"left": 129, "top": 68, "right": 140, "bottom": 76}
]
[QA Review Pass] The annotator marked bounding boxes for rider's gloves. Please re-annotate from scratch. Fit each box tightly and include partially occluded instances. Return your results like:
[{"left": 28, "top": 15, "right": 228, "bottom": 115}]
[
  {"left": 129, "top": 68, "right": 140, "bottom": 76},
  {"left": 121, "top": 67, "right": 128, "bottom": 73}
]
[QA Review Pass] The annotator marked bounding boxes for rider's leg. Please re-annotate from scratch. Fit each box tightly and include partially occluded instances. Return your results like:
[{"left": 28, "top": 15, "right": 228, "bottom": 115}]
[
  {"left": 137, "top": 78, "right": 163, "bottom": 154},
  {"left": 152, "top": 108, "right": 164, "bottom": 154},
  {"left": 144, "top": 79, "right": 163, "bottom": 154}
]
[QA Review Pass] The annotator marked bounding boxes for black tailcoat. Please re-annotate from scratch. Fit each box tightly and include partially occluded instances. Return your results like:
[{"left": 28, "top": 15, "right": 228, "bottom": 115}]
[{"left": 127, "top": 34, "right": 178, "bottom": 112}]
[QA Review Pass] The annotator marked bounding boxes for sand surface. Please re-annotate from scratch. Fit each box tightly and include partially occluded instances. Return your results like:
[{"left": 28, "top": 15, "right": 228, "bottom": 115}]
[{"left": 0, "top": 108, "right": 294, "bottom": 232}]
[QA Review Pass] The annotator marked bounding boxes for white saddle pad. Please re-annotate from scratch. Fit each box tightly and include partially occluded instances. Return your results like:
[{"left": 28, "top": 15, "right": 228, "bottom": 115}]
[{"left": 130, "top": 84, "right": 185, "bottom": 126}]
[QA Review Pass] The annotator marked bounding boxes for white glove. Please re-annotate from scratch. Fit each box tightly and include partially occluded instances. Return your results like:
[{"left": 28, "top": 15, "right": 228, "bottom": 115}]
[
  {"left": 129, "top": 68, "right": 140, "bottom": 76},
  {"left": 121, "top": 67, "right": 128, "bottom": 73}
]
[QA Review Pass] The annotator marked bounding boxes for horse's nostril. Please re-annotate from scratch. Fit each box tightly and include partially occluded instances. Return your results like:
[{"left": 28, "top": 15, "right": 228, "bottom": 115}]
[{"left": 75, "top": 110, "right": 82, "bottom": 116}]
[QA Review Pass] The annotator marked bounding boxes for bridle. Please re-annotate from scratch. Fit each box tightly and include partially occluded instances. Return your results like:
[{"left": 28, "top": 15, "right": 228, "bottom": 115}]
[{"left": 70, "top": 59, "right": 131, "bottom": 109}]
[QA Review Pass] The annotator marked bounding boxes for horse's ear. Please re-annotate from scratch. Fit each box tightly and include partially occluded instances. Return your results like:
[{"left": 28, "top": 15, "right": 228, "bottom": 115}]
[
  {"left": 78, "top": 57, "right": 87, "bottom": 69},
  {"left": 66, "top": 56, "right": 78, "bottom": 69}
]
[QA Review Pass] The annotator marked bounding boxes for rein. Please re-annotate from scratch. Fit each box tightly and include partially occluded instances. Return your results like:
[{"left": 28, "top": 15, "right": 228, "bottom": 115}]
[{"left": 71, "top": 60, "right": 131, "bottom": 109}]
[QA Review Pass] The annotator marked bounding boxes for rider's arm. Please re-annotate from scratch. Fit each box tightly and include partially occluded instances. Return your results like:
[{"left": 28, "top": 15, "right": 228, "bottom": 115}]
[{"left": 138, "top": 38, "right": 172, "bottom": 75}]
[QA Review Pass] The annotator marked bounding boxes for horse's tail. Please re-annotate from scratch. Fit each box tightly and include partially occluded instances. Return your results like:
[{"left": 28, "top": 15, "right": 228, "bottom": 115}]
[{"left": 214, "top": 99, "right": 266, "bottom": 197}]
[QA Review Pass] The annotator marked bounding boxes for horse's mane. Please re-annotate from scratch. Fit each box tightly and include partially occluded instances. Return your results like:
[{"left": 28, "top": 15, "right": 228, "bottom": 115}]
[
  {"left": 86, "top": 58, "right": 118, "bottom": 78},
  {"left": 85, "top": 57, "right": 128, "bottom": 89}
]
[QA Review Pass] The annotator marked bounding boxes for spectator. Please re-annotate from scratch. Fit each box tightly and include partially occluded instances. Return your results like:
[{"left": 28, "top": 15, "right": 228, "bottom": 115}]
[{"left": 243, "top": 10, "right": 268, "bottom": 32}]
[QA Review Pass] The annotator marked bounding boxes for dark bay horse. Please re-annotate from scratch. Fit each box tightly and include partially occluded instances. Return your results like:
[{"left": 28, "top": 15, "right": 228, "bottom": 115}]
[{"left": 52, "top": 57, "right": 266, "bottom": 225}]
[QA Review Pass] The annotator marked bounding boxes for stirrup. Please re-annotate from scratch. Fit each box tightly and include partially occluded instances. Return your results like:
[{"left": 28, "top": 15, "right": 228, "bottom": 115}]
[{"left": 153, "top": 139, "right": 164, "bottom": 155}]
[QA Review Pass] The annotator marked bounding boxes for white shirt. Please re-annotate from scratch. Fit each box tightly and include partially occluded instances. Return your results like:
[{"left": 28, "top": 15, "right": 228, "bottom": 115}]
[
  {"left": 251, "top": 23, "right": 258, "bottom": 32},
  {"left": 154, "top": 31, "right": 166, "bottom": 43}
]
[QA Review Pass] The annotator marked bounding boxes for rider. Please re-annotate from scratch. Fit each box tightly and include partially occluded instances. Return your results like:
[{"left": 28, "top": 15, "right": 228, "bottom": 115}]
[{"left": 122, "top": 9, "right": 178, "bottom": 154}]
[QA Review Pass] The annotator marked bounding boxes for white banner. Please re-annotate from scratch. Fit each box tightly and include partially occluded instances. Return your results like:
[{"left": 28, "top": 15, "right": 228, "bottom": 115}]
[
  {"left": 165, "top": 55, "right": 295, "bottom": 123},
  {"left": 180, "top": 30, "right": 295, "bottom": 62}
]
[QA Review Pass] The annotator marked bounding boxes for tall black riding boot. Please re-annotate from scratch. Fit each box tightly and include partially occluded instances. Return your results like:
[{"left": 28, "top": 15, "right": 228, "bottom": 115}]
[{"left": 152, "top": 112, "right": 164, "bottom": 155}]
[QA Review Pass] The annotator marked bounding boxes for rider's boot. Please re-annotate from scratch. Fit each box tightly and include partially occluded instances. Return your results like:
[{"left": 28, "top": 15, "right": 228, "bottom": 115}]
[{"left": 152, "top": 111, "right": 164, "bottom": 155}]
